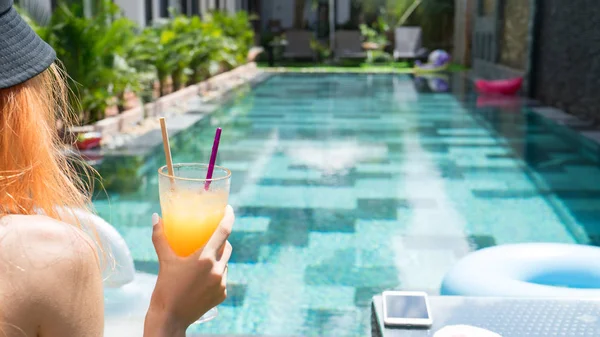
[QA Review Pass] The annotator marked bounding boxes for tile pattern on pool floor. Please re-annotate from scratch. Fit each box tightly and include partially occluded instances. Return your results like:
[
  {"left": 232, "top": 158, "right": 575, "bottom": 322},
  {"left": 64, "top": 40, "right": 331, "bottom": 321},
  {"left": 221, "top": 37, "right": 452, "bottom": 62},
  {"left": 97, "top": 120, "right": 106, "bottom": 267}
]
[{"left": 94, "top": 74, "right": 600, "bottom": 336}]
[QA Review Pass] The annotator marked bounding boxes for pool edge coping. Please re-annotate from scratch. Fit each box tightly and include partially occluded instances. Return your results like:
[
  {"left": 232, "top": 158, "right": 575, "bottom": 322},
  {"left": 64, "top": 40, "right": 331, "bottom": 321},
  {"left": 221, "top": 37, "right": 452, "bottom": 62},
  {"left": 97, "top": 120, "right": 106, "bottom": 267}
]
[{"left": 83, "top": 70, "right": 273, "bottom": 160}]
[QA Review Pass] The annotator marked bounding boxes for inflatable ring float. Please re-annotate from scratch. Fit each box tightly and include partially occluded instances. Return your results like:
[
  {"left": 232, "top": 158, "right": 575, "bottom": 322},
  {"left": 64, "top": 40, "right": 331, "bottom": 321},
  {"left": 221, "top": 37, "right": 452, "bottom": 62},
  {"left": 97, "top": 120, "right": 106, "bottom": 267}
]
[
  {"left": 475, "top": 77, "right": 523, "bottom": 95},
  {"left": 441, "top": 243, "right": 600, "bottom": 297}
]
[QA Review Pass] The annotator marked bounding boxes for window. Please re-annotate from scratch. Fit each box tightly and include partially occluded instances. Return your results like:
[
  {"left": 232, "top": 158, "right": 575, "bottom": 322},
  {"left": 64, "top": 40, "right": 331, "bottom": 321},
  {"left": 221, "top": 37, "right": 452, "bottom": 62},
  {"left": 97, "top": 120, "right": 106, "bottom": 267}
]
[
  {"left": 215, "top": 0, "right": 220, "bottom": 10},
  {"left": 247, "top": 0, "right": 258, "bottom": 13},
  {"left": 180, "top": 0, "right": 188, "bottom": 14},
  {"left": 191, "top": 0, "right": 200, "bottom": 15},
  {"left": 145, "top": 0, "right": 153, "bottom": 24},
  {"left": 160, "top": 0, "right": 169, "bottom": 17}
]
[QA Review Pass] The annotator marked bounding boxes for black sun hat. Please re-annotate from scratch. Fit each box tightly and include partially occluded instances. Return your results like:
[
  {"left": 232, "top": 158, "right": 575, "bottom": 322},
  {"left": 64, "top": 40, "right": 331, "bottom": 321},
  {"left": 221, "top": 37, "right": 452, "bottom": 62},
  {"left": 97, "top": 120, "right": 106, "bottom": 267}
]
[{"left": 0, "top": 0, "right": 56, "bottom": 89}]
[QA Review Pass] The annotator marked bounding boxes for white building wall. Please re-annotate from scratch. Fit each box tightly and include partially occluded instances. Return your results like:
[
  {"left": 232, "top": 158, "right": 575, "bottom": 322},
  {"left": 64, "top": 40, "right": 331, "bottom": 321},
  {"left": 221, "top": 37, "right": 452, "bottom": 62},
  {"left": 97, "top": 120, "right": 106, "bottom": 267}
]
[
  {"left": 114, "top": 0, "right": 145, "bottom": 27},
  {"left": 153, "top": 0, "right": 160, "bottom": 21},
  {"left": 200, "top": 0, "right": 217, "bottom": 13},
  {"left": 200, "top": 0, "right": 208, "bottom": 15},
  {"left": 224, "top": 0, "right": 236, "bottom": 14}
]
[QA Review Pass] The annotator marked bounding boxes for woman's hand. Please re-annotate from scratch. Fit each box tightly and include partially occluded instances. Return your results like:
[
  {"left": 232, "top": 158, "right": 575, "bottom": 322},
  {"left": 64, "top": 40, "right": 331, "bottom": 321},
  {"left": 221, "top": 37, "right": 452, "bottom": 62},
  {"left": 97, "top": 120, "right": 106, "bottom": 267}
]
[{"left": 144, "top": 205, "right": 234, "bottom": 336}]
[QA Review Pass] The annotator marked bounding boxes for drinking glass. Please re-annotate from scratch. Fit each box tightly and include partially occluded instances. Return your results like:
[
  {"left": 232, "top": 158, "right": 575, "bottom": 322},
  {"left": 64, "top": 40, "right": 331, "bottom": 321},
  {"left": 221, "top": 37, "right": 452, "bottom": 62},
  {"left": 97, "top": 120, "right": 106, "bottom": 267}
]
[{"left": 158, "top": 163, "right": 231, "bottom": 323}]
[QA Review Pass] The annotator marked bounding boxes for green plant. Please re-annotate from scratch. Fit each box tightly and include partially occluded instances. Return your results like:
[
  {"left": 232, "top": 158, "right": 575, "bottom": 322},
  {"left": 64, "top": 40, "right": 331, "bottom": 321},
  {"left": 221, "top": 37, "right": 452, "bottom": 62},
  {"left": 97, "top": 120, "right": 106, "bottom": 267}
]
[
  {"left": 359, "top": 17, "right": 389, "bottom": 46},
  {"left": 131, "top": 10, "right": 254, "bottom": 94},
  {"left": 34, "top": 0, "right": 139, "bottom": 124},
  {"left": 359, "top": 17, "right": 391, "bottom": 63},
  {"left": 131, "top": 20, "right": 191, "bottom": 95},
  {"left": 359, "top": 0, "right": 454, "bottom": 48},
  {"left": 20, "top": 1, "right": 256, "bottom": 124},
  {"left": 310, "top": 39, "right": 331, "bottom": 62},
  {"left": 209, "top": 11, "right": 255, "bottom": 69},
  {"left": 187, "top": 16, "right": 228, "bottom": 83}
]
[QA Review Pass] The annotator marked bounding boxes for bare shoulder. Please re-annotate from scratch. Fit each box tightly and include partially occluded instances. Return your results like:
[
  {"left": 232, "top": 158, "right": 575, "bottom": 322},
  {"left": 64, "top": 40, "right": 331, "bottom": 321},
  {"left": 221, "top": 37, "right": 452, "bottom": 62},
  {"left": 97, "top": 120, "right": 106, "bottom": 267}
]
[
  {"left": 0, "top": 214, "right": 98, "bottom": 269},
  {"left": 0, "top": 214, "right": 103, "bottom": 337}
]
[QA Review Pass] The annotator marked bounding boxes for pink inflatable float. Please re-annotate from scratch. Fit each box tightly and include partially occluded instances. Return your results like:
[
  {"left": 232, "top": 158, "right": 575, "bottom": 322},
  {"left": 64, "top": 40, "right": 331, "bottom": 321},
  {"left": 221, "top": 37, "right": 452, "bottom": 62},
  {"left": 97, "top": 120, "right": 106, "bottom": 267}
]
[{"left": 475, "top": 77, "right": 523, "bottom": 95}]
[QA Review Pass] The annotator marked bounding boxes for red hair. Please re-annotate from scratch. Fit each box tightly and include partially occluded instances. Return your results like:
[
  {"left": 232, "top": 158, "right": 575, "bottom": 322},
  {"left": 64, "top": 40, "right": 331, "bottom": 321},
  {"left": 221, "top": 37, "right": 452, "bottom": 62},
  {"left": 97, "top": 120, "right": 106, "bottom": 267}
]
[{"left": 0, "top": 64, "right": 92, "bottom": 220}]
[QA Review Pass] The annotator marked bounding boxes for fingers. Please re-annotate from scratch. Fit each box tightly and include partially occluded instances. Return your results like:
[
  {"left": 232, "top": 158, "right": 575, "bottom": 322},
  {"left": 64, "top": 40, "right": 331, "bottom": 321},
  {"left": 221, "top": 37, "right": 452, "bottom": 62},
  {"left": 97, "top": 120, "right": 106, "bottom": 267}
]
[
  {"left": 221, "top": 264, "right": 228, "bottom": 297},
  {"left": 215, "top": 239, "right": 232, "bottom": 261},
  {"left": 151, "top": 213, "right": 174, "bottom": 260},
  {"left": 217, "top": 241, "right": 232, "bottom": 265},
  {"left": 205, "top": 205, "right": 234, "bottom": 254}
]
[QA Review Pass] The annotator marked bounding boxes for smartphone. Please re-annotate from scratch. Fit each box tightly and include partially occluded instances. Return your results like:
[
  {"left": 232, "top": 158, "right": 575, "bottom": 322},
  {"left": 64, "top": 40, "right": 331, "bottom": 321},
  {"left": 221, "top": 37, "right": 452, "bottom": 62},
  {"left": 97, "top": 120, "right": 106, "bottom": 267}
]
[{"left": 382, "top": 291, "right": 433, "bottom": 328}]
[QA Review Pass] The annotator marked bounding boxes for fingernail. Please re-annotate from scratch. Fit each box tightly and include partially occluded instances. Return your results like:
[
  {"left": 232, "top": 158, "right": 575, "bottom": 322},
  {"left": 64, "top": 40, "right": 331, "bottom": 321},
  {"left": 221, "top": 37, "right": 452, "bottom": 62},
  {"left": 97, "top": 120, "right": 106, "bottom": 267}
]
[{"left": 152, "top": 213, "right": 159, "bottom": 227}]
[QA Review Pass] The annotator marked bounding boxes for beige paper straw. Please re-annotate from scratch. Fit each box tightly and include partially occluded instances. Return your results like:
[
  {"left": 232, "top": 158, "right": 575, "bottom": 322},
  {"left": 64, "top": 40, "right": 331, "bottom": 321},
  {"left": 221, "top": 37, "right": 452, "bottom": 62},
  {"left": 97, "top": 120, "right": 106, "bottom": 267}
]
[{"left": 159, "top": 117, "right": 175, "bottom": 177}]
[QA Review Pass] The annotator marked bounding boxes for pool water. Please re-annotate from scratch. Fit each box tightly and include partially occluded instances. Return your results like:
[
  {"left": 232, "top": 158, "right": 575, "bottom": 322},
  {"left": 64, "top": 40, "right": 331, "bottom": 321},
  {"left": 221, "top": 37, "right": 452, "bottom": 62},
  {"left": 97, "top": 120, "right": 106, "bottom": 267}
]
[{"left": 93, "top": 74, "right": 600, "bottom": 336}]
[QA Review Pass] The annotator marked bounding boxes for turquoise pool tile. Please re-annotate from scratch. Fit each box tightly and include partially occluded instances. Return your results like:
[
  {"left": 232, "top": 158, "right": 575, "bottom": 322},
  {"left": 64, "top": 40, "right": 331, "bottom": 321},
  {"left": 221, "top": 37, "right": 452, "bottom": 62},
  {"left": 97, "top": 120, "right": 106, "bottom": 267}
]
[
  {"left": 302, "top": 285, "right": 356, "bottom": 310},
  {"left": 469, "top": 235, "right": 497, "bottom": 250},
  {"left": 437, "top": 128, "right": 493, "bottom": 136},
  {"left": 563, "top": 166, "right": 600, "bottom": 189},
  {"left": 357, "top": 198, "right": 398, "bottom": 219},
  {"left": 94, "top": 73, "right": 598, "bottom": 337},
  {"left": 447, "top": 147, "right": 512, "bottom": 156},
  {"left": 306, "top": 232, "right": 355, "bottom": 262},
  {"left": 458, "top": 198, "right": 577, "bottom": 244},
  {"left": 302, "top": 308, "right": 362, "bottom": 337},
  {"left": 133, "top": 260, "right": 158, "bottom": 274},
  {"left": 355, "top": 163, "right": 404, "bottom": 174},
  {"left": 234, "top": 216, "right": 270, "bottom": 232},
  {"left": 310, "top": 209, "right": 356, "bottom": 232},
  {"left": 355, "top": 286, "right": 389, "bottom": 307},
  {"left": 454, "top": 157, "right": 523, "bottom": 168},
  {"left": 355, "top": 220, "right": 407, "bottom": 242},
  {"left": 262, "top": 167, "right": 323, "bottom": 180},
  {"left": 249, "top": 249, "right": 310, "bottom": 336},
  {"left": 219, "top": 161, "right": 251, "bottom": 171},
  {"left": 439, "top": 137, "right": 501, "bottom": 145},
  {"left": 229, "top": 231, "right": 268, "bottom": 262},
  {"left": 227, "top": 264, "right": 255, "bottom": 284},
  {"left": 354, "top": 178, "right": 402, "bottom": 199},
  {"left": 94, "top": 200, "right": 155, "bottom": 228},
  {"left": 119, "top": 226, "right": 156, "bottom": 261},
  {"left": 234, "top": 185, "right": 356, "bottom": 209},
  {"left": 304, "top": 250, "right": 399, "bottom": 288},
  {"left": 265, "top": 214, "right": 309, "bottom": 246},
  {"left": 188, "top": 306, "right": 242, "bottom": 334},
  {"left": 222, "top": 283, "right": 247, "bottom": 307}
]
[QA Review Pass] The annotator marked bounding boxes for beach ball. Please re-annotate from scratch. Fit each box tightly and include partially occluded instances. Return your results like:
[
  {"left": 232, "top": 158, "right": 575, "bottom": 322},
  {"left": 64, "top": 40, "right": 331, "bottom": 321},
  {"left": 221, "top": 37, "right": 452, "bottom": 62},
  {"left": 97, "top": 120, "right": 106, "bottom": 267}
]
[{"left": 429, "top": 50, "right": 451, "bottom": 67}]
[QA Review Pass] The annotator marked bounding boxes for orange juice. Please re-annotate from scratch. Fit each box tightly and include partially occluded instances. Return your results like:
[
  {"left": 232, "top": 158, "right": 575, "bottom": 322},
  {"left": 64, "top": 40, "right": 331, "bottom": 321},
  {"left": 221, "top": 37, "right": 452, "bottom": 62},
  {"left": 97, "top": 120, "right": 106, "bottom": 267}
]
[{"left": 160, "top": 189, "right": 228, "bottom": 257}]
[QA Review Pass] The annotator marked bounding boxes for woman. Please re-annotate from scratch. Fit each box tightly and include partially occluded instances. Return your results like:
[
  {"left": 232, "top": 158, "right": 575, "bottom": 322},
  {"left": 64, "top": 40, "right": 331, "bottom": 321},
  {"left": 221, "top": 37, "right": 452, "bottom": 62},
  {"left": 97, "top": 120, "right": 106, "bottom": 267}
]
[{"left": 0, "top": 0, "right": 233, "bottom": 336}]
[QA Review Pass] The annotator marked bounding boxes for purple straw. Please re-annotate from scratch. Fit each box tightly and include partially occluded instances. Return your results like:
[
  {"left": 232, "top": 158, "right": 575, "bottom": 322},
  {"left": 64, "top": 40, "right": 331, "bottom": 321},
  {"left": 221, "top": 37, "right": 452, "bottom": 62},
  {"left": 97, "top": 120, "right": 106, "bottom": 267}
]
[{"left": 205, "top": 127, "right": 222, "bottom": 190}]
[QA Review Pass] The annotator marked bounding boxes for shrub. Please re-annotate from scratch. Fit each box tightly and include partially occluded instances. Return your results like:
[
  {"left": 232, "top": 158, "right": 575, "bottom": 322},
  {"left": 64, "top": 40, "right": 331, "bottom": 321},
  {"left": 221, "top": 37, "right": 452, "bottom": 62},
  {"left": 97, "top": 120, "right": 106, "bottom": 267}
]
[{"left": 19, "top": 3, "right": 255, "bottom": 124}]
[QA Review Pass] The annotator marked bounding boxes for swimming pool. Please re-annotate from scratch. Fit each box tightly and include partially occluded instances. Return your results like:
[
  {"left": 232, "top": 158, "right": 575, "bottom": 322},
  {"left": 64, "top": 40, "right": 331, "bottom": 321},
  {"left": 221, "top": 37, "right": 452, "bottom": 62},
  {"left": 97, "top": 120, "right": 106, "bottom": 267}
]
[{"left": 93, "top": 73, "right": 600, "bottom": 336}]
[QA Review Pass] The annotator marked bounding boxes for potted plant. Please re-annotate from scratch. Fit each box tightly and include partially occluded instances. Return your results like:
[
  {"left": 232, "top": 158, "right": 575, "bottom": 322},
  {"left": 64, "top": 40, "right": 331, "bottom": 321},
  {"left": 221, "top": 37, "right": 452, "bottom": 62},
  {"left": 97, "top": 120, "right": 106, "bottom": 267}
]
[{"left": 359, "top": 17, "right": 392, "bottom": 63}]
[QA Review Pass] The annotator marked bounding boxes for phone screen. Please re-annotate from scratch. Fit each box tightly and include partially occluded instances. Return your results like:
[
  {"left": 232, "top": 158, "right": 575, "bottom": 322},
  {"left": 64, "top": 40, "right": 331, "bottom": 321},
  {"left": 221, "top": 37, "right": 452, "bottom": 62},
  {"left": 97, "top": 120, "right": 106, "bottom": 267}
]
[{"left": 385, "top": 295, "right": 430, "bottom": 319}]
